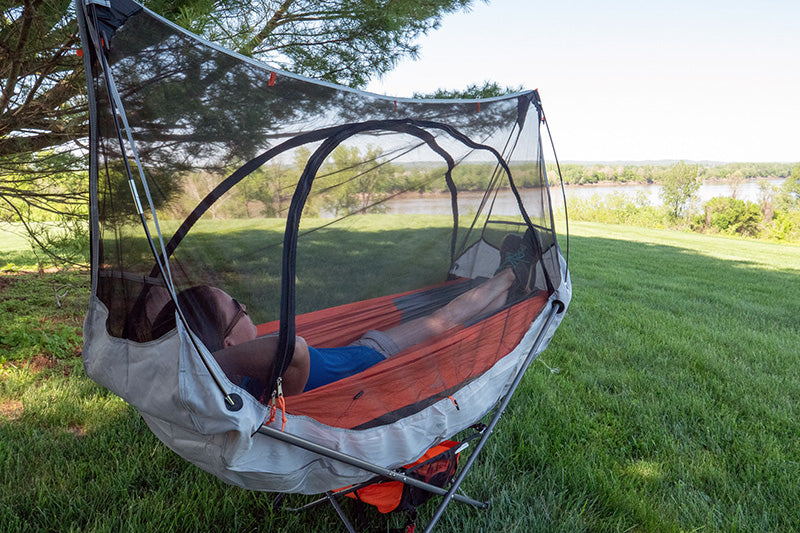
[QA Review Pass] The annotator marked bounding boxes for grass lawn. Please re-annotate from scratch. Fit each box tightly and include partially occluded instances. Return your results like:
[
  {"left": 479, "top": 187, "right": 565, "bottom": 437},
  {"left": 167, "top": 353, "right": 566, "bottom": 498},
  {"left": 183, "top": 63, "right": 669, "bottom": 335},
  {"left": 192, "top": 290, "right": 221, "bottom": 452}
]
[{"left": 1, "top": 220, "right": 799, "bottom": 532}]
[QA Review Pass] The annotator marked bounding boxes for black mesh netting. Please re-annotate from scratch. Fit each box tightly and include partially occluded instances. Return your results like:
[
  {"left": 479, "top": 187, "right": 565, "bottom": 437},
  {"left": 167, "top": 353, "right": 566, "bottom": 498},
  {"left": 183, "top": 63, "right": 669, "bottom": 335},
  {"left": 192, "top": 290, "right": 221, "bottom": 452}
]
[{"left": 85, "top": 2, "right": 566, "bottom": 411}]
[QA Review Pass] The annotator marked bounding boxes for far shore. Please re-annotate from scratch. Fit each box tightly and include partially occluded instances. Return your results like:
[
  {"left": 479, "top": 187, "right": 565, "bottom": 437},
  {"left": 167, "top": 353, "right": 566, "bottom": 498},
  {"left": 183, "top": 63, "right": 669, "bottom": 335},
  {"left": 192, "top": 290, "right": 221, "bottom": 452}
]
[{"left": 391, "top": 176, "right": 786, "bottom": 199}]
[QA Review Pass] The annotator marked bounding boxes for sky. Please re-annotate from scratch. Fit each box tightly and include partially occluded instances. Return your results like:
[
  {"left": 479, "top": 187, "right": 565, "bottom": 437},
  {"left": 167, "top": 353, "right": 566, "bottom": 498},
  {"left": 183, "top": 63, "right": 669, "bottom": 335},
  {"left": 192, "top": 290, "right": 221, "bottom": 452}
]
[{"left": 366, "top": 0, "right": 800, "bottom": 163}]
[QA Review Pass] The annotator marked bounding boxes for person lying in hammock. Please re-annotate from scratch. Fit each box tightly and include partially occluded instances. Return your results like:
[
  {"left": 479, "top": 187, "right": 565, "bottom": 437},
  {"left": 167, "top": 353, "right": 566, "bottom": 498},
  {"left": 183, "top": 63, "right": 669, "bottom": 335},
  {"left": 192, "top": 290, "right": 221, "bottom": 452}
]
[{"left": 152, "top": 233, "right": 537, "bottom": 396}]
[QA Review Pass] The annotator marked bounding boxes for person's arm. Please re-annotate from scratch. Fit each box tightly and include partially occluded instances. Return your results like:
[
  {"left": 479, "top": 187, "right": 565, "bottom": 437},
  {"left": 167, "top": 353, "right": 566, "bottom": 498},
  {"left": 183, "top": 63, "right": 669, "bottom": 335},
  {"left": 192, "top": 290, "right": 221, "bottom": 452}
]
[
  {"left": 212, "top": 335, "right": 310, "bottom": 396},
  {"left": 282, "top": 336, "right": 310, "bottom": 396}
]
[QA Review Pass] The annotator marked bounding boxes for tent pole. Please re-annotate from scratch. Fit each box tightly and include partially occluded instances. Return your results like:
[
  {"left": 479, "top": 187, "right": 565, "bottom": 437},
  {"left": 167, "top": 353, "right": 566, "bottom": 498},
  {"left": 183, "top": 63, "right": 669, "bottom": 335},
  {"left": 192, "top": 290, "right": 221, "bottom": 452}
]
[
  {"left": 326, "top": 492, "right": 357, "bottom": 533},
  {"left": 423, "top": 300, "right": 564, "bottom": 532},
  {"left": 256, "top": 426, "right": 489, "bottom": 509}
]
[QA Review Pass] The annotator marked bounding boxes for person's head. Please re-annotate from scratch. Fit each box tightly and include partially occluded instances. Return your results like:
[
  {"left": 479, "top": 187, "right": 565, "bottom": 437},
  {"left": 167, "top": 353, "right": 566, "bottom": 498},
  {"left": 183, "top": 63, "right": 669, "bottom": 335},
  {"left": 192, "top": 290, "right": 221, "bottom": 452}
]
[
  {"left": 152, "top": 286, "right": 258, "bottom": 350},
  {"left": 124, "top": 285, "right": 172, "bottom": 342}
]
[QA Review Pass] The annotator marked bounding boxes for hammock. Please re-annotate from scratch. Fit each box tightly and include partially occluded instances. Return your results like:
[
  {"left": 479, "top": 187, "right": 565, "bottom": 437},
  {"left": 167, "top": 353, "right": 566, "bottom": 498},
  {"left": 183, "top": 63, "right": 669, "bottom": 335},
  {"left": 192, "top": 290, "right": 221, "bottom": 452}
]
[{"left": 76, "top": 0, "right": 572, "bottom": 529}]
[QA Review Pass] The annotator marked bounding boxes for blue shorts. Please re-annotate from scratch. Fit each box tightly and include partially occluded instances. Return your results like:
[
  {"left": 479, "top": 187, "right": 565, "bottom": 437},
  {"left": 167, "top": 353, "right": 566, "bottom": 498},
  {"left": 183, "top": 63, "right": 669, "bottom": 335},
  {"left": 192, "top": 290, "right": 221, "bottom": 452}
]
[{"left": 303, "top": 345, "right": 386, "bottom": 392}]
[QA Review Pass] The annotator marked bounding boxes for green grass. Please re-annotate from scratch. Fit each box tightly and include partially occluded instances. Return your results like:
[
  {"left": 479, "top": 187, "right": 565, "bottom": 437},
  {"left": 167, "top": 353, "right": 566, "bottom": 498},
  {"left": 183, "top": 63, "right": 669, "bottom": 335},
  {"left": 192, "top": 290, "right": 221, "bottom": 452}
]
[
  {"left": 2, "top": 220, "right": 800, "bottom": 531},
  {"left": 0, "top": 223, "right": 42, "bottom": 270}
]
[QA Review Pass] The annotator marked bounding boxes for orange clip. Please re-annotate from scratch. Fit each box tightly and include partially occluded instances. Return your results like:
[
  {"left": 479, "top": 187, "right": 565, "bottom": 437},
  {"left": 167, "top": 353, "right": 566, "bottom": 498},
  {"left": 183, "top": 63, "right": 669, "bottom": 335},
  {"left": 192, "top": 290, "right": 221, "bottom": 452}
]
[
  {"left": 448, "top": 396, "right": 460, "bottom": 410},
  {"left": 267, "top": 380, "right": 287, "bottom": 431},
  {"left": 267, "top": 397, "right": 287, "bottom": 431},
  {"left": 278, "top": 395, "right": 287, "bottom": 431}
]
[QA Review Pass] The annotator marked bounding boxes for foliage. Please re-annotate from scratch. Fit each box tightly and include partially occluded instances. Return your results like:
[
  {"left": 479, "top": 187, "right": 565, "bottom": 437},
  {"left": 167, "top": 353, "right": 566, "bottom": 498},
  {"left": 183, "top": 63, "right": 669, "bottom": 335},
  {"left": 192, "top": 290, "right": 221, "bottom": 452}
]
[
  {"left": 1, "top": 0, "right": 479, "bottom": 157},
  {"left": 162, "top": 145, "right": 397, "bottom": 220},
  {"left": 567, "top": 191, "right": 666, "bottom": 228},
  {"left": 0, "top": 152, "right": 86, "bottom": 221},
  {"left": 659, "top": 161, "right": 700, "bottom": 219},
  {"left": 178, "top": 0, "right": 479, "bottom": 88},
  {"left": 774, "top": 165, "right": 800, "bottom": 211},
  {"left": 0, "top": 0, "right": 82, "bottom": 160},
  {"left": 27, "top": 220, "right": 90, "bottom": 267},
  {"left": 756, "top": 164, "right": 800, "bottom": 242},
  {"left": 691, "top": 197, "right": 762, "bottom": 237},
  {"left": 564, "top": 179, "right": 800, "bottom": 243},
  {"left": 242, "top": 154, "right": 299, "bottom": 218},
  {"left": 701, "top": 161, "right": 794, "bottom": 181},
  {"left": 762, "top": 209, "right": 800, "bottom": 242},
  {"left": 549, "top": 161, "right": 794, "bottom": 186},
  {"left": 1, "top": 0, "right": 479, "bottom": 261},
  {"left": 0, "top": 150, "right": 88, "bottom": 266},
  {"left": 320, "top": 145, "right": 394, "bottom": 216},
  {"left": 413, "top": 81, "right": 524, "bottom": 99}
]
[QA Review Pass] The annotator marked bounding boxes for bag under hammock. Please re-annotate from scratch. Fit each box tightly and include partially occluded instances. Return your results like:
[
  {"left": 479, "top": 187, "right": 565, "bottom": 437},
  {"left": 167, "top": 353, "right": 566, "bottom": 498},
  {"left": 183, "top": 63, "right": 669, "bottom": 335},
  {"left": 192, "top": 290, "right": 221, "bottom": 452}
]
[{"left": 77, "top": 0, "right": 572, "bottom": 528}]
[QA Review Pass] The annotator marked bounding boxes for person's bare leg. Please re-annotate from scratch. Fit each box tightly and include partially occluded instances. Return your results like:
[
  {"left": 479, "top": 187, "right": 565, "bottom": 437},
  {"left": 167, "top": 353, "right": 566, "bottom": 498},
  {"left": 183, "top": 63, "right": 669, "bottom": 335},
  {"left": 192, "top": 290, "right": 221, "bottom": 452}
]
[{"left": 380, "top": 269, "right": 515, "bottom": 353}]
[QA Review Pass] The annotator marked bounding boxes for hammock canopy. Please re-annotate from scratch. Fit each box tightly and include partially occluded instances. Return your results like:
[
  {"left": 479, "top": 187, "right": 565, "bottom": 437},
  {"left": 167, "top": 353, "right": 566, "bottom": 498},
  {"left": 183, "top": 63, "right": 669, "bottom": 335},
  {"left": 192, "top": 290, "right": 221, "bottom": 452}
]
[{"left": 77, "top": 0, "right": 572, "bottom": 504}]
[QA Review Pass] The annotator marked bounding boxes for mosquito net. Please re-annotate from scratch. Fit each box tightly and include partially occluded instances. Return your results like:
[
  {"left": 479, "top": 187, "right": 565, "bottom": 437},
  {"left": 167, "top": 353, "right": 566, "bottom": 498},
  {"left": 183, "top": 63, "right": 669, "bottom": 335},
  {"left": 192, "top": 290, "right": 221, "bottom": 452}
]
[{"left": 79, "top": 0, "right": 571, "bottom": 492}]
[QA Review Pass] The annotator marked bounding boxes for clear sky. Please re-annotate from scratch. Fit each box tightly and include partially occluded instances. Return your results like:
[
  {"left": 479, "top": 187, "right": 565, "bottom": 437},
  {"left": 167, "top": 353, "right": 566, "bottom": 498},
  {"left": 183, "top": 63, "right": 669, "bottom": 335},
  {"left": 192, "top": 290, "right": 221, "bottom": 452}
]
[{"left": 366, "top": 0, "right": 800, "bottom": 163}]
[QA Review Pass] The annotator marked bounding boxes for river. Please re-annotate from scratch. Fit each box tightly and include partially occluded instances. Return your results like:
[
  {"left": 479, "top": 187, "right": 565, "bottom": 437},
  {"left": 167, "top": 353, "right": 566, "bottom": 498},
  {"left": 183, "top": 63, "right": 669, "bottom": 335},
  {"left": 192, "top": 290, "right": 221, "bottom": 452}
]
[{"left": 382, "top": 178, "right": 786, "bottom": 216}]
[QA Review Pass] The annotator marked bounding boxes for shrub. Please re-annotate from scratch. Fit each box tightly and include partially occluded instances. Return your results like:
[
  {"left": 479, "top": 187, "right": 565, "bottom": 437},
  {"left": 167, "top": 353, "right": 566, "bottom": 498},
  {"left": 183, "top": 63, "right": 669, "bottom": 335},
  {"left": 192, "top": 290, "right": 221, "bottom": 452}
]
[
  {"left": 762, "top": 209, "right": 800, "bottom": 242},
  {"left": 693, "top": 197, "right": 762, "bottom": 237},
  {"left": 567, "top": 192, "right": 666, "bottom": 227}
]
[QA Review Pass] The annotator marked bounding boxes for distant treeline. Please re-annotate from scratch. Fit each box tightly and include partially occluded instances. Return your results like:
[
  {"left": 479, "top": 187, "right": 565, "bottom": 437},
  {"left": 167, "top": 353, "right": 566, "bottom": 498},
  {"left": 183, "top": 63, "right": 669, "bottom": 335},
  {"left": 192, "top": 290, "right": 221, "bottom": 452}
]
[
  {"left": 400, "top": 161, "right": 794, "bottom": 194},
  {"left": 165, "top": 154, "right": 796, "bottom": 221},
  {"left": 546, "top": 162, "right": 794, "bottom": 186},
  {"left": 565, "top": 161, "right": 800, "bottom": 243}
]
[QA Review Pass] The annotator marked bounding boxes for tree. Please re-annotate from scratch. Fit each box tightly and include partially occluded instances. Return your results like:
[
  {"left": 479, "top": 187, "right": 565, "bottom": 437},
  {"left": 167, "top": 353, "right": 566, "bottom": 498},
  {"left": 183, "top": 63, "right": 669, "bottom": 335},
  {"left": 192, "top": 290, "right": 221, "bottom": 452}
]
[
  {"left": 321, "top": 145, "right": 394, "bottom": 216},
  {"left": 413, "top": 81, "right": 523, "bottom": 100},
  {"left": 1, "top": 0, "right": 480, "bottom": 260},
  {"left": 2, "top": 0, "right": 479, "bottom": 158},
  {"left": 775, "top": 163, "right": 800, "bottom": 211},
  {"left": 763, "top": 163, "right": 800, "bottom": 241},
  {"left": 180, "top": 0, "right": 477, "bottom": 88},
  {"left": 660, "top": 161, "right": 700, "bottom": 219}
]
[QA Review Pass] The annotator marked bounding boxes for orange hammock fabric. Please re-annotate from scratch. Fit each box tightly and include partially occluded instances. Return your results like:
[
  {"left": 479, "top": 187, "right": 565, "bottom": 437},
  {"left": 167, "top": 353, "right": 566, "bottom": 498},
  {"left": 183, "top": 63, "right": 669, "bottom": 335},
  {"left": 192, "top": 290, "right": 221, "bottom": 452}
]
[{"left": 256, "top": 287, "right": 549, "bottom": 429}]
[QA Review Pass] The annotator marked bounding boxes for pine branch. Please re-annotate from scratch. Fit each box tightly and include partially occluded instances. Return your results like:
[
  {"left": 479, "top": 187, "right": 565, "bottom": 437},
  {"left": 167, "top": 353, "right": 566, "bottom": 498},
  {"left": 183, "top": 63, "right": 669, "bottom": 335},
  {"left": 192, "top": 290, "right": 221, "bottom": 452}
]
[{"left": 238, "top": 0, "right": 297, "bottom": 56}]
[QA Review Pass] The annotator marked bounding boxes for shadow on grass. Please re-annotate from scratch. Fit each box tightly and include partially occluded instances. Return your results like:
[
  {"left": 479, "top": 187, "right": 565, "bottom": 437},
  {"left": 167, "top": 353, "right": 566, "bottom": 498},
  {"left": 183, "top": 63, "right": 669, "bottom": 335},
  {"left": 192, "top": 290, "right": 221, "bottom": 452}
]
[
  {"left": 2, "top": 231, "right": 800, "bottom": 531},
  {"left": 498, "top": 234, "right": 800, "bottom": 532},
  {"left": 0, "top": 249, "right": 59, "bottom": 271},
  {"left": 105, "top": 223, "right": 460, "bottom": 322}
]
